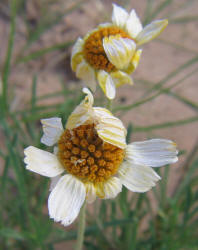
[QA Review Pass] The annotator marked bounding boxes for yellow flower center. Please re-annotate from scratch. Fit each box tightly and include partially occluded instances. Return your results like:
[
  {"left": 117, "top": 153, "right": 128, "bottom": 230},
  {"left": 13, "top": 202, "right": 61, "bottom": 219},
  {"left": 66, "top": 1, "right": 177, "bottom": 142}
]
[
  {"left": 58, "top": 124, "right": 124, "bottom": 183},
  {"left": 83, "top": 26, "right": 131, "bottom": 72}
]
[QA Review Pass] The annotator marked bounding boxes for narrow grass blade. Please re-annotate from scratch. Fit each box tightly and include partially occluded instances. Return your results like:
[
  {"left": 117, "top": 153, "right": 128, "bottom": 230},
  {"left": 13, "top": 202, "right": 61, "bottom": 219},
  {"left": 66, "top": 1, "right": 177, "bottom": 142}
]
[
  {"left": 2, "top": 0, "right": 17, "bottom": 112},
  {"left": 133, "top": 116, "right": 198, "bottom": 132}
]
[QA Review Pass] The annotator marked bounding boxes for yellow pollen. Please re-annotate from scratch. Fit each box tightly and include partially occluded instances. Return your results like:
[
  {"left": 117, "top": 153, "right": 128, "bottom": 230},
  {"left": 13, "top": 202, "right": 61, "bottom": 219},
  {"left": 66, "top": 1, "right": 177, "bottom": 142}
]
[
  {"left": 83, "top": 26, "right": 131, "bottom": 72},
  {"left": 87, "top": 157, "right": 95, "bottom": 166},
  {"left": 88, "top": 145, "right": 96, "bottom": 153},
  {"left": 58, "top": 124, "right": 124, "bottom": 183},
  {"left": 81, "top": 150, "right": 89, "bottom": 159}
]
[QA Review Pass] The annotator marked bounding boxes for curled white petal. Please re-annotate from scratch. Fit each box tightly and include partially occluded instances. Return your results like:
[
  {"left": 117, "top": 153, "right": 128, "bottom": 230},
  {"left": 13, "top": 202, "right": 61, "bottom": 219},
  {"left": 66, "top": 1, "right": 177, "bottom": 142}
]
[
  {"left": 125, "top": 49, "right": 142, "bottom": 74},
  {"left": 118, "top": 161, "right": 161, "bottom": 192},
  {"left": 103, "top": 36, "right": 136, "bottom": 70},
  {"left": 41, "top": 117, "right": 63, "bottom": 146},
  {"left": 82, "top": 87, "right": 94, "bottom": 106},
  {"left": 105, "top": 75, "right": 116, "bottom": 100},
  {"left": 126, "top": 139, "right": 178, "bottom": 167},
  {"left": 112, "top": 3, "right": 128, "bottom": 28},
  {"left": 136, "top": 19, "right": 168, "bottom": 46},
  {"left": 126, "top": 9, "right": 143, "bottom": 38},
  {"left": 71, "top": 38, "right": 84, "bottom": 71},
  {"left": 97, "top": 70, "right": 116, "bottom": 99},
  {"left": 131, "top": 49, "right": 142, "bottom": 70},
  {"left": 48, "top": 174, "right": 86, "bottom": 226},
  {"left": 110, "top": 70, "right": 133, "bottom": 88},
  {"left": 66, "top": 88, "right": 94, "bottom": 129},
  {"left": 24, "top": 146, "right": 64, "bottom": 177},
  {"left": 71, "top": 37, "right": 84, "bottom": 60},
  {"left": 93, "top": 107, "right": 126, "bottom": 149}
]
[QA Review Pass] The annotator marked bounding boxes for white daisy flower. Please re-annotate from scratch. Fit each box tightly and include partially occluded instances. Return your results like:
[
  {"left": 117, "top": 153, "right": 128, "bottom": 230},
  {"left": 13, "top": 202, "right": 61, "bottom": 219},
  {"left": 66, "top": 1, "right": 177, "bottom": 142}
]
[
  {"left": 71, "top": 3, "right": 168, "bottom": 99},
  {"left": 24, "top": 88, "right": 178, "bottom": 226}
]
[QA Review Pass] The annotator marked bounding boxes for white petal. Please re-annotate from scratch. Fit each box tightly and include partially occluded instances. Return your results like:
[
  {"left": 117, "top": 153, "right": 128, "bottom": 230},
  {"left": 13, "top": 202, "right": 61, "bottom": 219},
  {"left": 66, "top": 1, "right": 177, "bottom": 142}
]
[
  {"left": 126, "top": 9, "right": 143, "bottom": 38},
  {"left": 103, "top": 177, "right": 122, "bottom": 199},
  {"left": 71, "top": 38, "right": 84, "bottom": 72},
  {"left": 24, "top": 146, "right": 64, "bottom": 177},
  {"left": 66, "top": 88, "right": 94, "bottom": 129},
  {"left": 76, "top": 60, "right": 97, "bottom": 92},
  {"left": 118, "top": 161, "right": 161, "bottom": 192},
  {"left": 126, "top": 139, "right": 178, "bottom": 167},
  {"left": 41, "top": 117, "right": 63, "bottom": 146},
  {"left": 97, "top": 70, "right": 116, "bottom": 100},
  {"left": 136, "top": 19, "right": 168, "bottom": 46},
  {"left": 110, "top": 70, "right": 133, "bottom": 88},
  {"left": 112, "top": 3, "right": 129, "bottom": 28},
  {"left": 131, "top": 49, "right": 142, "bottom": 70},
  {"left": 82, "top": 87, "right": 94, "bottom": 105},
  {"left": 85, "top": 182, "right": 96, "bottom": 204},
  {"left": 125, "top": 49, "right": 142, "bottom": 74},
  {"left": 103, "top": 36, "right": 136, "bottom": 70},
  {"left": 53, "top": 146, "right": 58, "bottom": 155},
  {"left": 49, "top": 175, "right": 62, "bottom": 191},
  {"left": 105, "top": 74, "right": 116, "bottom": 100},
  {"left": 71, "top": 37, "right": 84, "bottom": 60},
  {"left": 48, "top": 174, "right": 86, "bottom": 226},
  {"left": 95, "top": 177, "right": 122, "bottom": 199},
  {"left": 94, "top": 107, "right": 127, "bottom": 149}
]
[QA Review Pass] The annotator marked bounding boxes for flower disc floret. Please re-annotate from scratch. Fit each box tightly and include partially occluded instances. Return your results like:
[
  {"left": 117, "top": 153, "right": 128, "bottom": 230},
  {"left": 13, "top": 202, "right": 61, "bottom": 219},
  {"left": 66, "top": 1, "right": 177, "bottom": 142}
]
[{"left": 58, "top": 123, "right": 124, "bottom": 183}]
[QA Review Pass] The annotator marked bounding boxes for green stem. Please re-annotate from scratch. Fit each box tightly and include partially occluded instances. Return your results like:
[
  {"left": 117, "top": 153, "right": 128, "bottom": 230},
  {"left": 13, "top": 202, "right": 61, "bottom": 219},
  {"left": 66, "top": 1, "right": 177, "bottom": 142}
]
[
  {"left": 74, "top": 202, "right": 86, "bottom": 250},
  {"left": 107, "top": 99, "right": 112, "bottom": 111}
]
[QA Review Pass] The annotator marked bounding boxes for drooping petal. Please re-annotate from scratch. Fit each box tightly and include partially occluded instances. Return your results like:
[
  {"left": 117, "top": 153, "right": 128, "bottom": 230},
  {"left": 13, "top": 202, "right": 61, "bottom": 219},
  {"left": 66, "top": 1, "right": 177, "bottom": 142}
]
[
  {"left": 118, "top": 161, "right": 161, "bottom": 192},
  {"left": 71, "top": 37, "right": 84, "bottom": 59},
  {"left": 71, "top": 38, "right": 84, "bottom": 71},
  {"left": 112, "top": 3, "right": 129, "bottom": 29},
  {"left": 76, "top": 60, "right": 97, "bottom": 92},
  {"left": 84, "top": 182, "right": 96, "bottom": 204},
  {"left": 66, "top": 88, "right": 94, "bottom": 129},
  {"left": 131, "top": 49, "right": 142, "bottom": 70},
  {"left": 48, "top": 174, "right": 86, "bottom": 226},
  {"left": 95, "top": 177, "right": 122, "bottom": 199},
  {"left": 126, "top": 9, "right": 143, "bottom": 38},
  {"left": 94, "top": 107, "right": 127, "bottom": 149},
  {"left": 40, "top": 118, "right": 63, "bottom": 146},
  {"left": 103, "top": 35, "right": 136, "bottom": 70},
  {"left": 136, "top": 19, "right": 168, "bottom": 46},
  {"left": 126, "top": 139, "right": 178, "bottom": 167},
  {"left": 24, "top": 146, "right": 64, "bottom": 177},
  {"left": 110, "top": 70, "right": 133, "bottom": 88},
  {"left": 125, "top": 49, "right": 142, "bottom": 74},
  {"left": 97, "top": 70, "right": 116, "bottom": 99},
  {"left": 71, "top": 37, "right": 84, "bottom": 58},
  {"left": 50, "top": 175, "right": 62, "bottom": 191}
]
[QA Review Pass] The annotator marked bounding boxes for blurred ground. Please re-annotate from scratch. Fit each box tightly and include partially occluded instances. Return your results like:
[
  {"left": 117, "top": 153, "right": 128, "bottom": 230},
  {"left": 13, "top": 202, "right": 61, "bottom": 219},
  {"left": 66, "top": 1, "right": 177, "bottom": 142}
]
[{"left": 0, "top": 0, "right": 198, "bottom": 249}]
